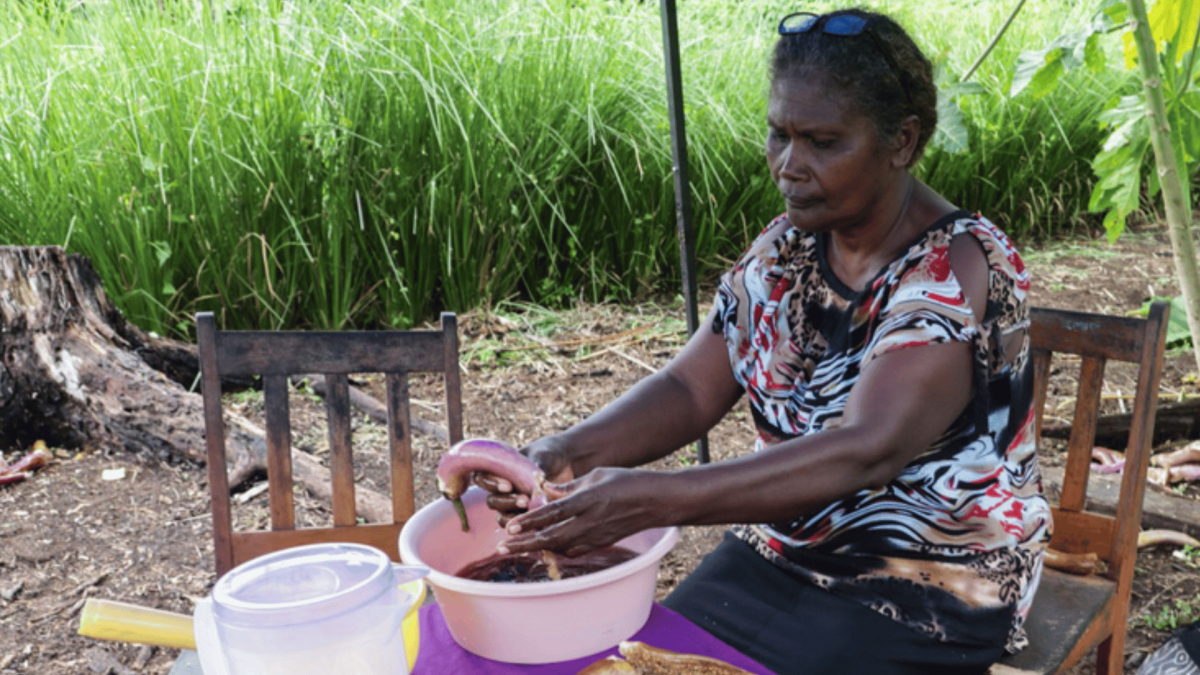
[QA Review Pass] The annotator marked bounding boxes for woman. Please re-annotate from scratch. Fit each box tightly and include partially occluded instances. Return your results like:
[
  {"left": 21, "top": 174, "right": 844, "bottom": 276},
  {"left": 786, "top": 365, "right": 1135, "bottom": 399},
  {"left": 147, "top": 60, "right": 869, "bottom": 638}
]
[{"left": 483, "top": 8, "right": 1051, "bottom": 674}]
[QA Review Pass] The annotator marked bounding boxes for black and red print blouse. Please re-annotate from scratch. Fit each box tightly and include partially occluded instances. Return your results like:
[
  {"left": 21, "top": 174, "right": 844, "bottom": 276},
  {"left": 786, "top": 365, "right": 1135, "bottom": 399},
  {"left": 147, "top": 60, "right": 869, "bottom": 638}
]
[{"left": 713, "top": 210, "right": 1052, "bottom": 653}]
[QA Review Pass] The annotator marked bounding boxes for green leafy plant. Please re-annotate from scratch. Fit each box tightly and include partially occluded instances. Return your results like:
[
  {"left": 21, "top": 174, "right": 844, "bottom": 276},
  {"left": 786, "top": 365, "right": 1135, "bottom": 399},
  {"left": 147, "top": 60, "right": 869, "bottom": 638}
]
[
  {"left": 1142, "top": 596, "right": 1200, "bottom": 631},
  {"left": 1139, "top": 295, "right": 1195, "bottom": 350},
  {"left": 1178, "top": 544, "right": 1200, "bottom": 564},
  {"left": 1008, "top": 0, "right": 1200, "bottom": 374},
  {"left": 1005, "top": 0, "right": 1195, "bottom": 242}
]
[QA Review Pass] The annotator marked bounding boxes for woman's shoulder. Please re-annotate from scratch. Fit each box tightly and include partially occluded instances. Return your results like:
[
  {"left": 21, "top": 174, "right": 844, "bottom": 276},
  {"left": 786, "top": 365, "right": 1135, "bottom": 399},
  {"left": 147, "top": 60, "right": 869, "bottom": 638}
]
[
  {"left": 945, "top": 212, "right": 1021, "bottom": 254},
  {"left": 735, "top": 214, "right": 814, "bottom": 268},
  {"left": 915, "top": 211, "right": 1027, "bottom": 279}
]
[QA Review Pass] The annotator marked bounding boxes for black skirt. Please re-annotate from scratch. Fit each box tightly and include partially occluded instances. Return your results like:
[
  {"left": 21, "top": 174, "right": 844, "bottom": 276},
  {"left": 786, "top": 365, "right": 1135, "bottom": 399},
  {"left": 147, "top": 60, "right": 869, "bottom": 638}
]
[{"left": 662, "top": 532, "right": 1007, "bottom": 675}]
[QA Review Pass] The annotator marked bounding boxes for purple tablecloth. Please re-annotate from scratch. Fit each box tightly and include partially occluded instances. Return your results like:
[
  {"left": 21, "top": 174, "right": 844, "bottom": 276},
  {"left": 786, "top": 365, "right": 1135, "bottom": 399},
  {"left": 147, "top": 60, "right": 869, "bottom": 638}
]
[{"left": 412, "top": 602, "right": 774, "bottom": 674}]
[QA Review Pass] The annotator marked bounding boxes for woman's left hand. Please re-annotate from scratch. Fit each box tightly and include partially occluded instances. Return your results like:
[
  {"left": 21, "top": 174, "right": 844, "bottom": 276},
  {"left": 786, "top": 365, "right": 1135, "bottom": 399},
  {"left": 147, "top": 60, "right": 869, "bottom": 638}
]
[{"left": 498, "top": 467, "right": 670, "bottom": 558}]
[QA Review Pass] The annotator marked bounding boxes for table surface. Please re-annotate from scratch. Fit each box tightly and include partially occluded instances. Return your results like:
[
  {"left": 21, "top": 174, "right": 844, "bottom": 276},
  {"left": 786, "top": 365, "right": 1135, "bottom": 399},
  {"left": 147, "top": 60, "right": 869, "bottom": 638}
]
[
  {"left": 171, "top": 602, "right": 775, "bottom": 675},
  {"left": 413, "top": 602, "right": 774, "bottom": 674}
]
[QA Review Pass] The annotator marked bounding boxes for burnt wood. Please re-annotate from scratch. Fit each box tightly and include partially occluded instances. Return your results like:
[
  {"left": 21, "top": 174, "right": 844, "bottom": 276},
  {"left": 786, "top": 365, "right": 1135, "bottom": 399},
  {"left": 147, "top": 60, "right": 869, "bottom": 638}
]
[
  {"left": 0, "top": 245, "right": 229, "bottom": 459},
  {"left": 992, "top": 303, "right": 1170, "bottom": 675},
  {"left": 196, "top": 311, "right": 465, "bottom": 576},
  {"left": 1043, "top": 397, "right": 1200, "bottom": 448}
]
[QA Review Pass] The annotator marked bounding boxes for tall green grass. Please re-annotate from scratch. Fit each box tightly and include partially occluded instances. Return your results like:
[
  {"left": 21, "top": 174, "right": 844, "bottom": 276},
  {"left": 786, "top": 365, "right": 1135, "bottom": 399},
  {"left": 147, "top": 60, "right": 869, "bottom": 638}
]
[{"left": 0, "top": 0, "right": 1119, "bottom": 335}]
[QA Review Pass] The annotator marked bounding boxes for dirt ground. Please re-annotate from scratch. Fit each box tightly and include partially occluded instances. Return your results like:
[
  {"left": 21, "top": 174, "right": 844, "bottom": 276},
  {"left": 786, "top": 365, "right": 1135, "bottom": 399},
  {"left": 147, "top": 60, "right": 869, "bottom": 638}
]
[{"left": 3, "top": 220, "right": 1200, "bottom": 674}]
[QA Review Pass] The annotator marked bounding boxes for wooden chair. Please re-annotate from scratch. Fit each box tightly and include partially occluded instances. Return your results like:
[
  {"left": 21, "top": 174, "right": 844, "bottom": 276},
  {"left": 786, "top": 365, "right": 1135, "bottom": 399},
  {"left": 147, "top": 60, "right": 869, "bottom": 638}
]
[
  {"left": 992, "top": 302, "right": 1170, "bottom": 675},
  {"left": 196, "top": 311, "right": 464, "bottom": 577}
]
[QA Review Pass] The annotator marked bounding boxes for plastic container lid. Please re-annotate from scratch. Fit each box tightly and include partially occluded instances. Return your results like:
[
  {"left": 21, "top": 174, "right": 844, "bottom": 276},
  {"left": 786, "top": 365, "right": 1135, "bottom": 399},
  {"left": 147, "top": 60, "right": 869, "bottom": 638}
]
[{"left": 212, "top": 543, "right": 394, "bottom": 629}]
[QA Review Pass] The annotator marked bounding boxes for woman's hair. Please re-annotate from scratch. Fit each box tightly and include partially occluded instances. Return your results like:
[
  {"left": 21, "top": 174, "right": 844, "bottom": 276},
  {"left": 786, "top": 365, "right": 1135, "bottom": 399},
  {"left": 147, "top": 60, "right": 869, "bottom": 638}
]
[{"left": 771, "top": 8, "right": 937, "bottom": 166}]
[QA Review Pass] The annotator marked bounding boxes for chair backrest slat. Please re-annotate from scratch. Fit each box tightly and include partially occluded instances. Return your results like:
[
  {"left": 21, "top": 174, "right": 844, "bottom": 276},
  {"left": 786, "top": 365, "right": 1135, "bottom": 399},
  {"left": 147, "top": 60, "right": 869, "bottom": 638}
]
[
  {"left": 325, "top": 373, "right": 357, "bottom": 528},
  {"left": 1029, "top": 310, "right": 1150, "bottom": 361},
  {"left": 442, "top": 313, "right": 465, "bottom": 446},
  {"left": 263, "top": 374, "right": 296, "bottom": 530},
  {"left": 1047, "top": 507, "right": 1116, "bottom": 558},
  {"left": 387, "top": 371, "right": 415, "bottom": 525},
  {"left": 1059, "top": 355, "right": 1106, "bottom": 512},
  {"left": 215, "top": 332, "right": 446, "bottom": 375},
  {"left": 197, "top": 313, "right": 236, "bottom": 575},
  {"left": 1109, "top": 302, "right": 1170, "bottom": 586}
]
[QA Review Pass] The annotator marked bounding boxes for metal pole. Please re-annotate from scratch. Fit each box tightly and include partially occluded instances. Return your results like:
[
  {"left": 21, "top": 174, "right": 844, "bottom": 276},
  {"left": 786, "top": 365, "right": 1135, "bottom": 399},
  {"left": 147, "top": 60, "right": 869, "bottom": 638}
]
[{"left": 658, "top": 0, "right": 710, "bottom": 464}]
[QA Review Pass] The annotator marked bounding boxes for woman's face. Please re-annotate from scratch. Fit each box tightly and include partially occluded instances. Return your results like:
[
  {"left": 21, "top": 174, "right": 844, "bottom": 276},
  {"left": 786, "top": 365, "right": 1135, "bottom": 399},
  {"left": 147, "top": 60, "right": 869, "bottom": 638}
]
[{"left": 766, "top": 76, "right": 898, "bottom": 234}]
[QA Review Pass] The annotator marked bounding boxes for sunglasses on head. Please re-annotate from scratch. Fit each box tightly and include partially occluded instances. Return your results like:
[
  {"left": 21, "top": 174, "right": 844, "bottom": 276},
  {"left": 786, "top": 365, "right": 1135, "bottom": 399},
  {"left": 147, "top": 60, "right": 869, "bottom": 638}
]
[{"left": 777, "top": 12, "right": 909, "bottom": 104}]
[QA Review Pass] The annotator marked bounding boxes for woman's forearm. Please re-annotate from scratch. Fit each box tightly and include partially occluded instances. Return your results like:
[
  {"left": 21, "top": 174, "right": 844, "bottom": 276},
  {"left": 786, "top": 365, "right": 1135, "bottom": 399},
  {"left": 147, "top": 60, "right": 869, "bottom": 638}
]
[
  {"left": 662, "top": 425, "right": 900, "bottom": 526},
  {"left": 666, "top": 340, "right": 976, "bottom": 527}
]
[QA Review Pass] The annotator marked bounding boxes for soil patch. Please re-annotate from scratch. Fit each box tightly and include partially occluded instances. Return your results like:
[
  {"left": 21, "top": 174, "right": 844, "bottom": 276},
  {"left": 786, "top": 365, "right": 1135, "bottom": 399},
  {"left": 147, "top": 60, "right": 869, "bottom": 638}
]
[{"left": 2, "top": 222, "right": 1199, "bottom": 674}]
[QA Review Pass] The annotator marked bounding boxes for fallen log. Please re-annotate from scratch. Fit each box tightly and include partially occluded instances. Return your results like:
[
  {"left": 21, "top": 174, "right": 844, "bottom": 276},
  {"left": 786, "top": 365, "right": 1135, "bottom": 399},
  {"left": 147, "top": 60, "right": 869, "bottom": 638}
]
[
  {"left": 295, "top": 373, "right": 449, "bottom": 445},
  {"left": 225, "top": 415, "right": 392, "bottom": 523},
  {"left": 1043, "top": 397, "right": 1200, "bottom": 449},
  {"left": 0, "top": 246, "right": 393, "bottom": 522}
]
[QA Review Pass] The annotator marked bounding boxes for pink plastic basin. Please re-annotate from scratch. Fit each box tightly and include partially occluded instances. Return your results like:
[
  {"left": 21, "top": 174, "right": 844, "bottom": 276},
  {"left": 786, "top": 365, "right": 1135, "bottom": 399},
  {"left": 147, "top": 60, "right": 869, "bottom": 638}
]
[{"left": 398, "top": 487, "right": 679, "bottom": 664}]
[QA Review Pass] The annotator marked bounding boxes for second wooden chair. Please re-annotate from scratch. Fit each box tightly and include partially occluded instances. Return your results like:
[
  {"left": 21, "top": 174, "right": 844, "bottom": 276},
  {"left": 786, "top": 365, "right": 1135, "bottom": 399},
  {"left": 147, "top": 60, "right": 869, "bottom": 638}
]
[{"left": 993, "top": 302, "right": 1170, "bottom": 675}]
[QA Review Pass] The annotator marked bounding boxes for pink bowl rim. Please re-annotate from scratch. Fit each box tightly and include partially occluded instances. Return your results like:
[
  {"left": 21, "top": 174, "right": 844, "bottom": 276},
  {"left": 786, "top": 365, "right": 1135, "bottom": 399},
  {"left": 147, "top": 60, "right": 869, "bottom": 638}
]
[{"left": 399, "top": 488, "right": 680, "bottom": 598}]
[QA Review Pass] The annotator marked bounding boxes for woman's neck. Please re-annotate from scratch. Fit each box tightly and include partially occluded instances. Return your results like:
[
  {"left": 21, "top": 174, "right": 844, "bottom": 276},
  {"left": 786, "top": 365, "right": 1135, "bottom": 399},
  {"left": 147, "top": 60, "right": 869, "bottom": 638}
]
[{"left": 826, "top": 175, "right": 918, "bottom": 291}]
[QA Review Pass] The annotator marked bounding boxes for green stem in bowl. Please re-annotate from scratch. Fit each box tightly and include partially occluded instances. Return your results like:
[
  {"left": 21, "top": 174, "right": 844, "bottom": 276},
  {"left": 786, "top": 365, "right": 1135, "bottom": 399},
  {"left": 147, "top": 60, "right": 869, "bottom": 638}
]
[{"left": 453, "top": 498, "right": 470, "bottom": 532}]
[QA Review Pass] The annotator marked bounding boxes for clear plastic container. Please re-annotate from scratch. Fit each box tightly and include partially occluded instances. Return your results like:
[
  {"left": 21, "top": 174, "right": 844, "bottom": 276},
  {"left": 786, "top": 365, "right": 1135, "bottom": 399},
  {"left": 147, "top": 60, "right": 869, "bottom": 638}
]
[{"left": 210, "top": 543, "right": 426, "bottom": 675}]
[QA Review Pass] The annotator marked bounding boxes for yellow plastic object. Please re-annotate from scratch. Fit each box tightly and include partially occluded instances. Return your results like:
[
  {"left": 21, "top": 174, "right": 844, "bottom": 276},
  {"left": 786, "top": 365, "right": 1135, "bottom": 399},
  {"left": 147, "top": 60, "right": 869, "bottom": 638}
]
[
  {"left": 400, "top": 577, "right": 427, "bottom": 671},
  {"left": 80, "top": 581, "right": 424, "bottom": 670},
  {"left": 78, "top": 598, "right": 196, "bottom": 650}
]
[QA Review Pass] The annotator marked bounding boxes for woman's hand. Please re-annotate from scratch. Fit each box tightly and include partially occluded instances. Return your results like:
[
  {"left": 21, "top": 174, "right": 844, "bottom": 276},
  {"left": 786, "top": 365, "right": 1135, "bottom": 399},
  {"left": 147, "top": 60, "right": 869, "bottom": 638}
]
[
  {"left": 498, "top": 467, "right": 671, "bottom": 558},
  {"left": 471, "top": 436, "right": 576, "bottom": 524}
]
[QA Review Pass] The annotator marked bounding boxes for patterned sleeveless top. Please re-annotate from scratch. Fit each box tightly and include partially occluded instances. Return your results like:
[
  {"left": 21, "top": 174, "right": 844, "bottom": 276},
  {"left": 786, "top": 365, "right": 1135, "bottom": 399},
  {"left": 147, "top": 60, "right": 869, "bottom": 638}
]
[{"left": 713, "top": 210, "right": 1052, "bottom": 653}]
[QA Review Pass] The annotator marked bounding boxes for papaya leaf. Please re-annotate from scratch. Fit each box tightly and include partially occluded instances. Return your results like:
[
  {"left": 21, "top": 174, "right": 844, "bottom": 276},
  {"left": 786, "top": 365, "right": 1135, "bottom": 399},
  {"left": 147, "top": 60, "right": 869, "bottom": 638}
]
[
  {"left": 1097, "top": 94, "right": 1147, "bottom": 128},
  {"left": 931, "top": 82, "right": 984, "bottom": 154},
  {"left": 1123, "top": 0, "right": 1200, "bottom": 67},
  {"left": 1010, "top": 25, "right": 1114, "bottom": 97},
  {"left": 931, "top": 117, "right": 969, "bottom": 154},
  {"left": 1102, "top": 206, "right": 1128, "bottom": 242},
  {"left": 1101, "top": 116, "right": 1145, "bottom": 152},
  {"left": 1178, "top": 91, "right": 1200, "bottom": 161},
  {"left": 1139, "top": 296, "right": 1195, "bottom": 349},
  {"left": 1102, "top": 0, "right": 1128, "bottom": 25},
  {"left": 1085, "top": 33, "right": 1107, "bottom": 72},
  {"left": 1011, "top": 46, "right": 1064, "bottom": 97},
  {"left": 1008, "top": 46, "right": 1065, "bottom": 97}
]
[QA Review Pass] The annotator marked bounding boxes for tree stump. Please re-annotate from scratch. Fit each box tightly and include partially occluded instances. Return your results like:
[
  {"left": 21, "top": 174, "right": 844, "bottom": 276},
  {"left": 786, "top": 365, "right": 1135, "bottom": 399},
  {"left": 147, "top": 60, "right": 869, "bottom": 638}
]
[
  {"left": 0, "top": 245, "right": 209, "bottom": 460},
  {"left": 0, "top": 246, "right": 395, "bottom": 522}
]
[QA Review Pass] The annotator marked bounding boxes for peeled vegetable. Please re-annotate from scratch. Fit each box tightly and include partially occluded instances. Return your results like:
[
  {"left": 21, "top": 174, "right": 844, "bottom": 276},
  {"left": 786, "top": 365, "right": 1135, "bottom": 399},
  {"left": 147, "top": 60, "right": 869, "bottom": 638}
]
[
  {"left": 1089, "top": 447, "right": 1125, "bottom": 473},
  {"left": 1151, "top": 441, "right": 1200, "bottom": 469},
  {"left": 0, "top": 442, "right": 52, "bottom": 486},
  {"left": 436, "top": 438, "right": 547, "bottom": 531},
  {"left": 1137, "top": 529, "right": 1200, "bottom": 550},
  {"left": 1044, "top": 548, "right": 1100, "bottom": 575}
]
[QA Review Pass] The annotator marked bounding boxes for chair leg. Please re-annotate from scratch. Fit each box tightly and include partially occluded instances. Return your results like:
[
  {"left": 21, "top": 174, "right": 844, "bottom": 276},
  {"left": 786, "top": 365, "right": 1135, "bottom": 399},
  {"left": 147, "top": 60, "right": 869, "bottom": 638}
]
[{"left": 1093, "top": 632, "right": 1124, "bottom": 675}]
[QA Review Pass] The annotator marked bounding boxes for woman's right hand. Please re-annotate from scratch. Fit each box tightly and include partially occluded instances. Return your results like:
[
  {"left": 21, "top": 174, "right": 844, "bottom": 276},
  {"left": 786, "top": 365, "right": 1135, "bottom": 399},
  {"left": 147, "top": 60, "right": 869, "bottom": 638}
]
[{"left": 472, "top": 435, "right": 576, "bottom": 523}]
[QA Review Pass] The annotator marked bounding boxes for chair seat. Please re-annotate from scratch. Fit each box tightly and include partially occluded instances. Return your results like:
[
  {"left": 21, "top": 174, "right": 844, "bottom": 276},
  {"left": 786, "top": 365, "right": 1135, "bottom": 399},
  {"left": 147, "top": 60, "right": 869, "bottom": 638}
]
[{"left": 990, "top": 569, "right": 1116, "bottom": 675}]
